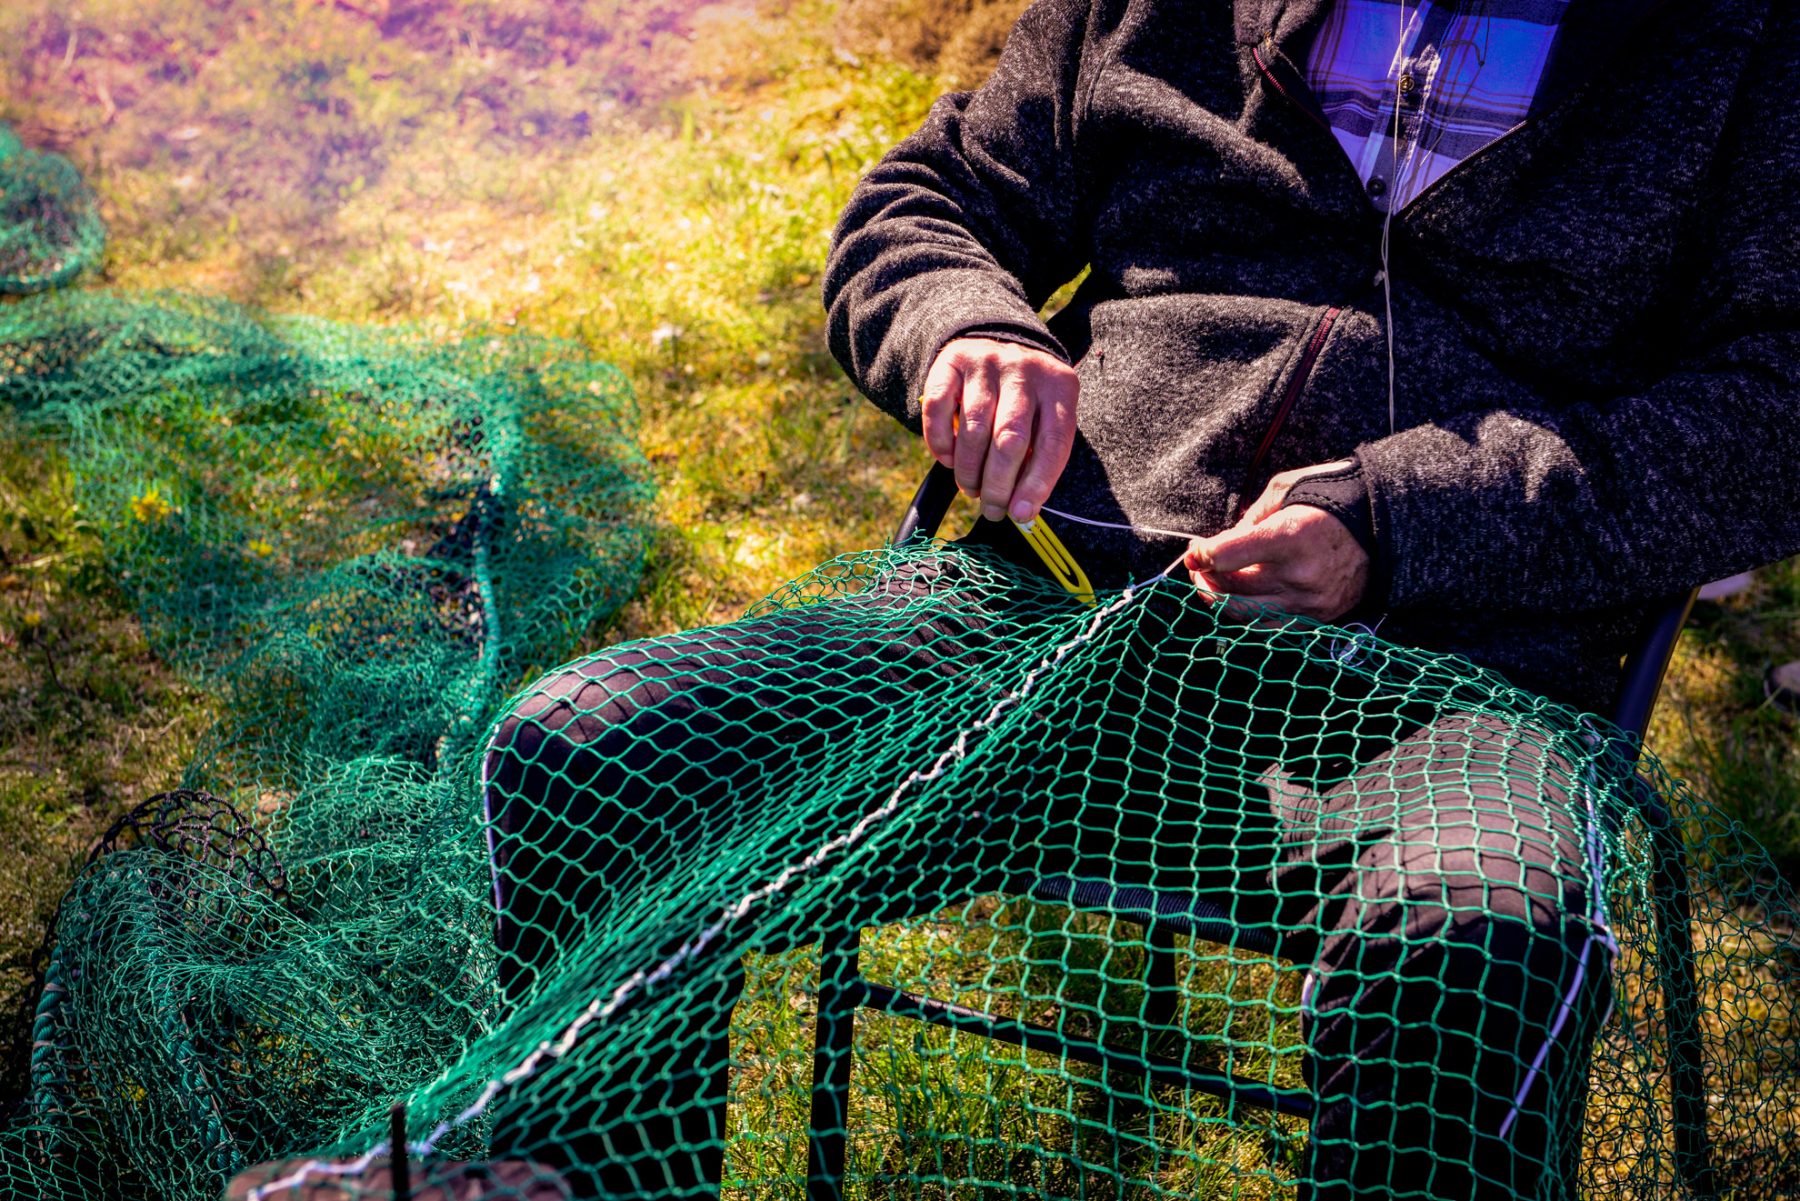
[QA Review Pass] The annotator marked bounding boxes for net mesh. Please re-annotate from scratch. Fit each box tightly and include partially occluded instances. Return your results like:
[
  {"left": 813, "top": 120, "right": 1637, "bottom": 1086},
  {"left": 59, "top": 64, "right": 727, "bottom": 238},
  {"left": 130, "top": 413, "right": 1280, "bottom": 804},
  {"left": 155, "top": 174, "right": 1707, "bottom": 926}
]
[
  {"left": 3, "top": 128, "right": 1799, "bottom": 1201},
  {"left": 0, "top": 127, "right": 104, "bottom": 296}
]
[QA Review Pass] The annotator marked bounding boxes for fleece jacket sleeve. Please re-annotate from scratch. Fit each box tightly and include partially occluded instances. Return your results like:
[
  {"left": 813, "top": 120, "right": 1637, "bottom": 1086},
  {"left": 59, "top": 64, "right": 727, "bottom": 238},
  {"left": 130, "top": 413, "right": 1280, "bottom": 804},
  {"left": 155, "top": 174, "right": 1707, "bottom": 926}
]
[
  {"left": 821, "top": 0, "right": 1096, "bottom": 431},
  {"left": 1356, "top": 7, "right": 1800, "bottom": 615}
]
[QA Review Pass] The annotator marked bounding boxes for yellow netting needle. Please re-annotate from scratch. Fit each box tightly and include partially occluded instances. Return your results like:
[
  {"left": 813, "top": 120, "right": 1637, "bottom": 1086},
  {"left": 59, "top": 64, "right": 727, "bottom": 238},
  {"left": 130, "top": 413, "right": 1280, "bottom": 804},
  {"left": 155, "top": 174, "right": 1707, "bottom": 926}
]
[
  {"left": 1013, "top": 513, "right": 1096, "bottom": 606},
  {"left": 937, "top": 403, "right": 1095, "bottom": 605}
]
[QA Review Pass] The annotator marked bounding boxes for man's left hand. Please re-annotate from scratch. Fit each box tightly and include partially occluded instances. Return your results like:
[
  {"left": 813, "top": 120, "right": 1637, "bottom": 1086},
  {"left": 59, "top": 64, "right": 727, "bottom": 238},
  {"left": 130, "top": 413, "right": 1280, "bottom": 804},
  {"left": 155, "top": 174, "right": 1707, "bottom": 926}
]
[{"left": 1184, "top": 461, "right": 1369, "bottom": 622}]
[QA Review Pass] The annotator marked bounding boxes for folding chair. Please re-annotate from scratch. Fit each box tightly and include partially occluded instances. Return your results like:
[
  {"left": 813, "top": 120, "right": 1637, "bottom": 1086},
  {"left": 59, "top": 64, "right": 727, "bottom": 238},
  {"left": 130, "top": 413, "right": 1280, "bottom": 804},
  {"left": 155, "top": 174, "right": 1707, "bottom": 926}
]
[{"left": 805, "top": 462, "right": 1712, "bottom": 1200}]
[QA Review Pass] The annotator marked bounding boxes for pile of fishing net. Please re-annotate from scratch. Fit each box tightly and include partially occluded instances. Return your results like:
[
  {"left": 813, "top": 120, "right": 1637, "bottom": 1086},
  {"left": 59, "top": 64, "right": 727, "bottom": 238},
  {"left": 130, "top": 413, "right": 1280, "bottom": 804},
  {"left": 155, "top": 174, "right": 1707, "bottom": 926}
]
[
  {"left": 2, "top": 128, "right": 1798, "bottom": 1201},
  {"left": 0, "top": 129, "right": 652, "bottom": 1199},
  {"left": 0, "top": 127, "right": 103, "bottom": 296}
]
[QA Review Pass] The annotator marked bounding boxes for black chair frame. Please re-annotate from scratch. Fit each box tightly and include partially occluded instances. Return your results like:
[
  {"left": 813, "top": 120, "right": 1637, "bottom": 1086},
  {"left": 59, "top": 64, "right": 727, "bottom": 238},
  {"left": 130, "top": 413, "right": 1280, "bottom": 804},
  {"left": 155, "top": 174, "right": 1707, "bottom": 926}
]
[{"left": 804, "top": 463, "right": 1714, "bottom": 1199}]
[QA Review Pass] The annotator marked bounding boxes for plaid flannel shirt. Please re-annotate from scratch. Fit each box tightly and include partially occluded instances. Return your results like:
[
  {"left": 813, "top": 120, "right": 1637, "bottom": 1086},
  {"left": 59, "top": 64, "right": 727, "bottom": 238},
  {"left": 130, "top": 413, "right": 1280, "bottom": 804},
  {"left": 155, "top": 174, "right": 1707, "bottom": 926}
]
[{"left": 1305, "top": 0, "right": 1571, "bottom": 211}]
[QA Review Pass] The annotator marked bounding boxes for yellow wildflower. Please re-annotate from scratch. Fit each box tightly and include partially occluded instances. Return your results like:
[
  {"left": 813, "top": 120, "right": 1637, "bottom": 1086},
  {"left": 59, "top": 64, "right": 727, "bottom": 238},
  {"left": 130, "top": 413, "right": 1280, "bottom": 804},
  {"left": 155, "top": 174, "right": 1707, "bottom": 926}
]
[{"left": 130, "top": 488, "right": 174, "bottom": 523}]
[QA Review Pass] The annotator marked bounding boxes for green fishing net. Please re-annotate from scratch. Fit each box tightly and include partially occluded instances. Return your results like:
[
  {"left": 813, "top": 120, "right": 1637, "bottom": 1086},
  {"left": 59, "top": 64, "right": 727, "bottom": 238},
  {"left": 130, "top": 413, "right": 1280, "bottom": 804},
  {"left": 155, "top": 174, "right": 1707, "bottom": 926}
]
[
  {"left": 3, "top": 128, "right": 1799, "bottom": 1201},
  {"left": 0, "top": 128, "right": 104, "bottom": 296}
]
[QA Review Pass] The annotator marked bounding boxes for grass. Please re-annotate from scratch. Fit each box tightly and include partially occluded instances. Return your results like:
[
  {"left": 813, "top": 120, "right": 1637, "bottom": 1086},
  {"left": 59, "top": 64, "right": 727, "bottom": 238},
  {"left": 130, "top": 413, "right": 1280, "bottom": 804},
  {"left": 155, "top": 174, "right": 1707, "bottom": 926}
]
[
  {"left": 2, "top": 0, "right": 1798, "bottom": 1192},
  {"left": 0, "top": 410, "right": 213, "bottom": 1104},
  {"left": 0, "top": 0, "right": 937, "bottom": 1090},
  {"left": 729, "top": 902, "right": 1308, "bottom": 1199},
  {"left": 1651, "top": 557, "right": 1800, "bottom": 881}
]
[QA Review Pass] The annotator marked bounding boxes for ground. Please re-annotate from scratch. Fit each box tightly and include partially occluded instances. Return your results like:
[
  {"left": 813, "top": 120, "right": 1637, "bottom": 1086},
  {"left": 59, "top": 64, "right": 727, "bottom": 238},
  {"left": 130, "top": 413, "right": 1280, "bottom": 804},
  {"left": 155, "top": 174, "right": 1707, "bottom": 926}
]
[{"left": 1, "top": 0, "right": 1796, "bottom": 1163}]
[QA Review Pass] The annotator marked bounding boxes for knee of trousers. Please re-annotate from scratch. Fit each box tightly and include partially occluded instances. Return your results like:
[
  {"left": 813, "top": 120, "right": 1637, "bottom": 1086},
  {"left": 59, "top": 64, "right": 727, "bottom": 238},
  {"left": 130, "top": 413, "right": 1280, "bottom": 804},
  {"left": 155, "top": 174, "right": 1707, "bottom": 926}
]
[
  {"left": 1406, "top": 822, "right": 1591, "bottom": 935},
  {"left": 1297, "top": 788, "right": 1605, "bottom": 1022},
  {"left": 1303, "top": 714, "right": 1606, "bottom": 989},
  {"left": 483, "top": 647, "right": 695, "bottom": 808},
  {"left": 481, "top": 647, "right": 736, "bottom": 968},
  {"left": 1328, "top": 823, "right": 1611, "bottom": 1057}
]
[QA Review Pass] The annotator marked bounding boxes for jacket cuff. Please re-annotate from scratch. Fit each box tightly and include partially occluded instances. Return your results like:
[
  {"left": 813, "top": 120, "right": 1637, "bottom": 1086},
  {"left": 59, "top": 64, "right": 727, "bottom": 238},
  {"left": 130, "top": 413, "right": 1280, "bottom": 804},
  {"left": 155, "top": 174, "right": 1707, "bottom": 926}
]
[
  {"left": 893, "top": 274, "right": 1070, "bottom": 427},
  {"left": 952, "top": 322, "right": 1073, "bottom": 359},
  {"left": 1280, "top": 457, "right": 1390, "bottom": 612}
]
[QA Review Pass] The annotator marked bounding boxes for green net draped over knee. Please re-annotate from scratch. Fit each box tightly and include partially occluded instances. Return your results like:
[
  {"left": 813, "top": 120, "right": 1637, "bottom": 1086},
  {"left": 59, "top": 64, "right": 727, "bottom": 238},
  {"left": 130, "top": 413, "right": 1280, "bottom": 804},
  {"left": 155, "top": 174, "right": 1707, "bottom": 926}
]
[
  {"left": 417, "top": 544, "right": 1800, "bottom": 1201},
  {"left": 4, "top": 125, "right": 1799, "bottom": 1201}
]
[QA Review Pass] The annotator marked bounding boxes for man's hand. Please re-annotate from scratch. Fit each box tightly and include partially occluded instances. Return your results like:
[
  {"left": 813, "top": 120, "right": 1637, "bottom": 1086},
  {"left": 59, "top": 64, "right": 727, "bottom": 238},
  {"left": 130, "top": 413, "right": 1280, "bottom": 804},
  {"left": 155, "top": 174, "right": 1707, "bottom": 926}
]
[
  {"left": 1184, "top": 462, "right": 1369, "bottom": 622},
  {"left": 921, "top": 337, "right": 1079, "bottom": 525}
]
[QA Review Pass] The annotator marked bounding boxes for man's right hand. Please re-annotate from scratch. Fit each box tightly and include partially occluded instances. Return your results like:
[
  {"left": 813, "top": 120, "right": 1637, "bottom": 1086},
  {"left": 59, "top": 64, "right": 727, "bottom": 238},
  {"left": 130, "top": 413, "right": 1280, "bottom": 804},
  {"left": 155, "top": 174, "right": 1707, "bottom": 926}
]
[{"left": 920, "top": 337, "right": 1079, "bottom": 526}]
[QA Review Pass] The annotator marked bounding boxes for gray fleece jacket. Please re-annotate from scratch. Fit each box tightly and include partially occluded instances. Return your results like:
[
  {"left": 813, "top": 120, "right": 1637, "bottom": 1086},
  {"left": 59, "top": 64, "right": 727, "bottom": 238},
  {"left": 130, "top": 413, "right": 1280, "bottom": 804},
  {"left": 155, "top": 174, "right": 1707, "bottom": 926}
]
[{"left": 822, "top": 0, "right": 1800, "bottom": 714}]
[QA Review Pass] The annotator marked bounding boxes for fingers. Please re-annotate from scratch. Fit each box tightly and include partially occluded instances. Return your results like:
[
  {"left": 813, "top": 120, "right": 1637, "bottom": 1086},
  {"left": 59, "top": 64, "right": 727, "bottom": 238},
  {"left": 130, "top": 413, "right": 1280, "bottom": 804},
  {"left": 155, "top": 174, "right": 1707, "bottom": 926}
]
[
  {"left": 1187, "top": 530, "right": 1287, "bottom": 623},
  {"left": 1199, "top": 522, "right": 1294, "bottom": 576},
  {"left": 1009, "top": 371, "right": 1078, "bottom": 524},
  {"left": 920, "top": 337, "right": 1080, "bottom": 521},
  {"left": 979, "top": 370, "right": 1036, "bottom": 521},
  {"left": 1195, "top": 561, "right": 1284, "bottom": 597},
  {"left": 953, "top": 357, "right": 999, "bottom": 500},
  {"left": 1185, "top": 506, "right": 1370, "bottom": 622},
  {"left": 919, "top": 353, "right": 963, "bottom": 468}
]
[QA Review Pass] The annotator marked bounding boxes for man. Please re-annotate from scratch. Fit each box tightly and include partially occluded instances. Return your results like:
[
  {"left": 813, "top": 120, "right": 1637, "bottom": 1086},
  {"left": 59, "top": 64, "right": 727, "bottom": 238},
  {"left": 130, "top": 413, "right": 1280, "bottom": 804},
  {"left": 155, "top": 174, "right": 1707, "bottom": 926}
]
[
  {"left": 826, "top": 0, "right": 1799, "bottom": 716},
  {"left": 485, "top": 1, "right": 1800, "bottom": 1196}
]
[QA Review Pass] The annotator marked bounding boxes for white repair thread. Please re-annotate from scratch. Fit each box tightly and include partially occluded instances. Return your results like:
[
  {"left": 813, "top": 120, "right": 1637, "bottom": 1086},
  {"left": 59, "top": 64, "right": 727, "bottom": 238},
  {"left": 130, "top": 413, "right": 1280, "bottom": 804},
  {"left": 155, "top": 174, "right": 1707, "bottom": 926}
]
[
  {"left": 1497, "top": 730, "right": 1619, "bottom": 1142},
  {"left": 481, "top": 726, "right": 506, "bottom": 927},
  {"left": 1368, "top": 0, "right": 1425, "bottom": 439},
  {"left": 1327, "top": 615, "right": 1386, "bottom": 668},
  {"left": 252, "top": 554, "right": 1178, "bottom": 1201},
  {"left": 1379, "top": 227, "right": 1396, "bottom": 438},
  {"left": 1378, "top": 0, "right": 1413, "bottom": 439},
  {"left": 1034, "top": 505, "right": 1209, "bottom": 543}
]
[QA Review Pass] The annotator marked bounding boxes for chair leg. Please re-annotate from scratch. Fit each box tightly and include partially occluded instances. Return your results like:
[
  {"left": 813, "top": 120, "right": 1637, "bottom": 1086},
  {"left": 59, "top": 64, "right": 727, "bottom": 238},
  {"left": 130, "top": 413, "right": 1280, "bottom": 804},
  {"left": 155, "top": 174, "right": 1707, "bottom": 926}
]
[
  {"left": 1138, "top": 925, "right": 1183, "bottom": 1144},
  {"left": 807, "top": 923, "right": 861, "bottom": 1201},
  {"left": 1143, "top": 924, "right": 1180, "bottom": 1033},
  {"left": 1648, "top": 799, "right": 1715, "bottom": 1198},
  {"left": 1093, "top": 923, "right": 1180, "bottom": 1167}
]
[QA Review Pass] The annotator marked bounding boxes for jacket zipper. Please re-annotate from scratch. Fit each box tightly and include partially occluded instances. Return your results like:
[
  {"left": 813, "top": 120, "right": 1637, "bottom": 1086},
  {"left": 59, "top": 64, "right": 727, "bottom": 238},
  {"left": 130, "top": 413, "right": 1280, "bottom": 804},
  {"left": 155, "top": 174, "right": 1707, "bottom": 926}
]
[
  {"left": 1240, "top": 304, "right": 1340, "bottom": 513},
  {"left": 1251, "top": 42, "right": 1334, "bottom": 136}
]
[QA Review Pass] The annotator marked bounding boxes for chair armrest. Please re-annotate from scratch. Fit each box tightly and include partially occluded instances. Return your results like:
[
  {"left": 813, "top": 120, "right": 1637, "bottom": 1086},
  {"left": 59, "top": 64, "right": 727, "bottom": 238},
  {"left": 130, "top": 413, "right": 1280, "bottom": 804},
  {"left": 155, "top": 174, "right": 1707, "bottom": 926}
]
[
  {"left": 1611, "top": 589, "right": 1698, "bottom": 750},
  {"left": 892, "top": 462, "right": 959, "bottom": 546}
]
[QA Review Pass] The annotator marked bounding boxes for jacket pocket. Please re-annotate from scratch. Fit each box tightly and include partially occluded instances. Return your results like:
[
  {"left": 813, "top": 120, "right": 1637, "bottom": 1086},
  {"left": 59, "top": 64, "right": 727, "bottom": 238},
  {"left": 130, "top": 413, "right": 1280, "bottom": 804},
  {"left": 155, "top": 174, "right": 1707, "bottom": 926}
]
[{"left": 1241, "top": 304, "right": 1341, "bottom": 510}]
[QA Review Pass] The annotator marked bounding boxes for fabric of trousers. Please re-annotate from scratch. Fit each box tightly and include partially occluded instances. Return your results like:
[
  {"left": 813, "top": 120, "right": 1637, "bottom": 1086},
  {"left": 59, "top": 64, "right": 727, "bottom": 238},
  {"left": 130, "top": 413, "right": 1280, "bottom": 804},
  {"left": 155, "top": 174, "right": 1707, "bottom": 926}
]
[{"left": 482, "top": 526, "right": 1612, "bottom": 1200}]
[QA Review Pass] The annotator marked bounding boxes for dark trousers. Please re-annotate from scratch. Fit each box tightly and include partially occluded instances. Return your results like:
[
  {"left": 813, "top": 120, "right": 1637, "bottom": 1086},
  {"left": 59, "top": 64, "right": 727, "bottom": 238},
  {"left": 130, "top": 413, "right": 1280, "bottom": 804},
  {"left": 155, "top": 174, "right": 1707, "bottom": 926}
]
[{"left": 482, "top": 528, "right": 1611, "bottom": 1200}]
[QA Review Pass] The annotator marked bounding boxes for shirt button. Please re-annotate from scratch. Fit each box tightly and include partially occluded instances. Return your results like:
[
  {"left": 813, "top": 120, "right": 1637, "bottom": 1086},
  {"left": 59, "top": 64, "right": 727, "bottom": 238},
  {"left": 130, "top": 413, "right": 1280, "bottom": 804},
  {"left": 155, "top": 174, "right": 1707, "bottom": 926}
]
[{"left": 1367, "top": 176, "right": 1387, "bottom": 198}]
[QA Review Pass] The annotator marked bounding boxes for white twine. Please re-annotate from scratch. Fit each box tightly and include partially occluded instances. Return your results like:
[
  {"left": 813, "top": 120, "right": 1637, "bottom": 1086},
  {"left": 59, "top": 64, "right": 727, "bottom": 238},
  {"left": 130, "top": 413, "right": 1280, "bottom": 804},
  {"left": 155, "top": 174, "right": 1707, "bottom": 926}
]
[
  {"left": 1497, "top": 729, "right": 1621, "bottom": 1141},
  {"left": 1031, "top": 505, "right": 1208, "bottom": 543},
  {"left": 1377, "top": 0, "right": 1419, "bottom": 440}
]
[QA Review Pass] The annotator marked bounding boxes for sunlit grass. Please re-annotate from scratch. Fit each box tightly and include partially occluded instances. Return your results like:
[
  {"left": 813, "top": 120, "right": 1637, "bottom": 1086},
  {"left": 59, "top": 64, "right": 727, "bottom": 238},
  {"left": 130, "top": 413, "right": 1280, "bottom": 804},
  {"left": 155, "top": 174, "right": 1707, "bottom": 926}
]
[
  {"left": 729, "top": 901, "right": 1307, "bottom": 1200},
  {"left": 1651, "top": 557, "right": 1800, "bottom": 876},
  {"left": 0, "top": 0, "right": 941, "bottom": 1122}
]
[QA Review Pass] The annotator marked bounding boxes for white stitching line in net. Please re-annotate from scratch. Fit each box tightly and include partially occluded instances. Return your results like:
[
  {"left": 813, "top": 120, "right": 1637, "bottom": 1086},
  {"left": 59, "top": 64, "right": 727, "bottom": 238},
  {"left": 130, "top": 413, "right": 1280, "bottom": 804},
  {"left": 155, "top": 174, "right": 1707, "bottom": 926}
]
[
  {"left": 1496, "top": 729, "right": 1622, "bottom": 1141},
  {"left": 249, "top": 556, "right": 1184, "bottom": 1200}
]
